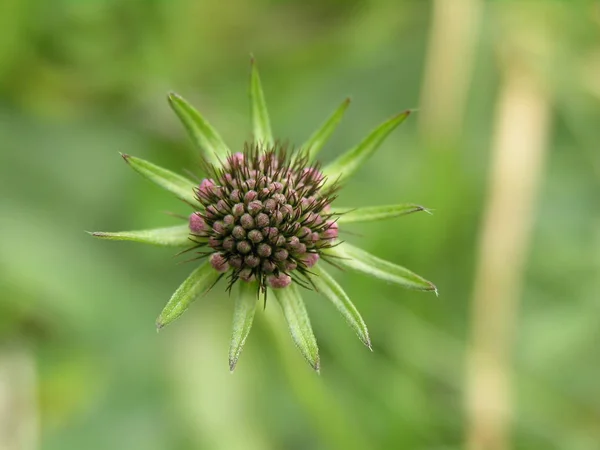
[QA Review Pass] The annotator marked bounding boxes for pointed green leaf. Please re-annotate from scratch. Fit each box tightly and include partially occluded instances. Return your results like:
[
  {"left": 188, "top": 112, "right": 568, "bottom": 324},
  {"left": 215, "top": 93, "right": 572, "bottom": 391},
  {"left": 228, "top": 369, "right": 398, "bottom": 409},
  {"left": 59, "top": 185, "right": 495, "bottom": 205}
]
[
  {"left": 156, "top": 262, "right": 220, "bottom": 329},
  {"left": 229, "top": 281, "right": 259, "bottom": 372},
  {"left": 274, "top": 284, "right": 320, "bottom": 372},
  {"left": 121, "top": 154, "right": 200, "bottom": 207},
  {"left": 298, "top": 98, "right": 351, "bottom": 164},
  {"left": 322, "top": 111, "right": 411, "bottom": 188},
  {"left": 333, "top": 204, "right": 431, "bottom": 224},
  {"left": 312, "top": 265, "right": 371, "bottom": 350},
  {"left": 249, "top": 57, "right": 273, "bottom": 146},
  {"left": 89, "top": 224, "right": 190, "bottom": 247},
  {"left": 167, "top": 92, "right": 230, "bottom": 166},
  {"left": 326, "top": 242, "right": 437, "bottom": 293}
]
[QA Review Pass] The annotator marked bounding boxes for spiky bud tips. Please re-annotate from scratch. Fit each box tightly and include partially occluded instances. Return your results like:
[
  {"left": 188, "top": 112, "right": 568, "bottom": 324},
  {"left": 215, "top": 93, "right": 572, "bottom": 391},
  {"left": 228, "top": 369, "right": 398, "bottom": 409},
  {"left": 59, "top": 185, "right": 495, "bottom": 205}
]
[{"left": 189, "top": 143, "right": 339, "bottom": 292}]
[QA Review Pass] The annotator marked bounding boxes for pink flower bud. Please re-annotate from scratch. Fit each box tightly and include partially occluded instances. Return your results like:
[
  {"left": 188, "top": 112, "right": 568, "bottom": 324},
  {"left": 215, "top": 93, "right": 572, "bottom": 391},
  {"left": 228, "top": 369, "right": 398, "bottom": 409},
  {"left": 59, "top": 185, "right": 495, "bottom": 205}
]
[
  {"left": 303, "top": 252, "right": 320, "bottom": 268},
  {"left": 267, "top": 273, "right": 292, "bottom": 289},
  {"left": 198, "top": 179, "right": 215, "bottom": 197},
  {"left": 209, "top": 253, "right": 229, "bottom": 273},
  {"left": 322, "top": 221, "right": 338, "bottom": 240},
  {"left": 189, "top": 213, "right": 206, "bottom": 234}
]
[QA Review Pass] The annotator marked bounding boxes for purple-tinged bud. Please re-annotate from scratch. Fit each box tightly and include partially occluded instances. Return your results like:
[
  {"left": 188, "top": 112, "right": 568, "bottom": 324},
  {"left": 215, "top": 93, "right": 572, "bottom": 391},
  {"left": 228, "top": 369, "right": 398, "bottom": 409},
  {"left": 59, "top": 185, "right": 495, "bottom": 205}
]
[
  {"left": 255, "top": 213, "right": 269, "bottom": 228},
  {"left": 240, "top": 213, "right": 255, "bottom": 229},
  {"left": 232, "top": 203, "right": 245, "bottom": 217},
  {"left": 302, "top": 167, "right": 324, "bottom": 183},
  {"left": 264, "top": 227, "right": 278, "bottom": 240},
  {"left": 245, "top": 179, "right": 257, "bottom": 190},
  {"left": 230, "top": 152, "right": 244, "bottom": 166},
  {"left": 260, "top": 187, "right": 271, "bottom": 198},
  {"left": 208, "top": 237, "right": 221, "bottom": 249},
  {"left": 284, "top": 260, "right": 297, "bottom": 271},
  {"left": 322, "top": 221, "right": 339, "bottom": 240},
  {"left": 244, "top": 190, "right": 258, "bottom": 203},
  {"left": 272, "top": 181, "right": 283, "bottom": 193},
  {"left": 189, "top": 213, "right": 206, "bottom": 234},
  {"left": 262, "top": 260, "right": 276, "bottom": 274},
  {"left": 245, "top": 255, "right": 260, "bottom": 268},
  {"left": 311, "top": 232, "right": 320, "bottom": 242},
  {"left": 248, "top": 229, "right": 263, "bottom": 243},
  {"left": 281, "top": 204, "right": 294, "bottom": 218},
  {"left": 273, "top": 248, "right": 289, "bottom": 262},
  {"left": 288, "top": 222, "right": 301, "bottom": 234},
  {"left": 210, "top": 253, "right": 230, "bottom": 273},
  {"left": 264, "top": 198, "right": 277, "bottom": 211},
  {"left": 300, "top": 197, "right": 313, "bottom": 210},
  {"left": 223, "top": 214, "right": 235, "bottom": 228},
  {"left": 229, "top": 189, "right": 242, "bottom": 202},
  {"left": 303, "top": 252, "right": 319, "bottom": 268},
  {"left": 257, "top": 243, "right": 272, "bottom": 258},
  {"left": 198, "top": 178, "right": 215, "bottom": 196},
  {"left": 213, "top": 221, "right": 226, "bottom": 234},
  {"left": 292, "top": 243, "right": 307, "bottom": 255},
  {"left": 305, "top": 212, "right": 323, "bottom": 226},
  {"left": 274, "top": 235, "right": 286, "bottom": 247},
  {"left": 298, "top": 226, "right": 312, "bottom": 239},
  {"left": 205, "top": 205, "right": 219, "bottom": 219},
  {"left": 216, "top": 200, "right": 228, "bottom": 213},
  {"left": 272, "top": 211, "right": 283, "bottom": 225},
  {"left": 288, "top": 190, "right": 299, "bottom": 204},
  {"left": 236, "top": 240, "right": 252, "bottom": 254},
  {"left": 273, "top": 193, "right": 286, "bottom": 204},
  {"left": 223, "top": 236, "right": 236, "bottom": 251},
  {"left": 229, "top": 255, "right": 243, "bottom": 269},
  {"left": 268, "top": 273, "right": 291, "bottom": 289},
  {"left": 247, "top": 200, "right": 263, "bottom": 216},
  {"left": 232, "top": 225, "right": 246, "bottom": 240},
  {"left": 238, "top": 268, "right": 255, "bottom": 282}
]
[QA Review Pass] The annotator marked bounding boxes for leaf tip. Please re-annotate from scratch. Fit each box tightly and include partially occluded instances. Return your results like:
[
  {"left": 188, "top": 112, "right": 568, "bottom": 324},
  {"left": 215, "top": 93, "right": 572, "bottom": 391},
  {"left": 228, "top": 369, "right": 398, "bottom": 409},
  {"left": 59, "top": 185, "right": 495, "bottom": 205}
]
[
  {"left": 120, "top": 153, "right": 131, "bottom": 163},
  {"left": 418, "top": 205, "right": 434, "bottom": 215},
  {"left": 155, "top": 318, "right": 165, "bottom": 331},
  {"left": 395, "top": 109, "right": 412, "bottom": 120},
  {"left": 166, "top": 91, "right": 180, "bottom": 103},
  {"left": 249, "top": 53, "right": 255, "bottom": 65},
  {"left": 229, "top": 358, "right": 238, "bottom": 373}
]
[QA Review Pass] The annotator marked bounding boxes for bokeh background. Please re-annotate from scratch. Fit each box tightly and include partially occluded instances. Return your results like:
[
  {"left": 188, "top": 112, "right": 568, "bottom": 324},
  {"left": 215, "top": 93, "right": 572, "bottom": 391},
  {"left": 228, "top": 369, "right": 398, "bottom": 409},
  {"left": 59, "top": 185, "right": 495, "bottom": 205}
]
[{"left": 1, "top": 0, "right": 599, "bottom": 449}]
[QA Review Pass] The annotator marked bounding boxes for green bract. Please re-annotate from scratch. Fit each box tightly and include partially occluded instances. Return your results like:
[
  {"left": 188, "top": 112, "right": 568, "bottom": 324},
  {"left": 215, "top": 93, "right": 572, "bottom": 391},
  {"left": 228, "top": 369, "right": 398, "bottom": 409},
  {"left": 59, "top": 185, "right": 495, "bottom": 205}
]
[{"left": 91, "top": 58, "right": 436, "bottom": 372}]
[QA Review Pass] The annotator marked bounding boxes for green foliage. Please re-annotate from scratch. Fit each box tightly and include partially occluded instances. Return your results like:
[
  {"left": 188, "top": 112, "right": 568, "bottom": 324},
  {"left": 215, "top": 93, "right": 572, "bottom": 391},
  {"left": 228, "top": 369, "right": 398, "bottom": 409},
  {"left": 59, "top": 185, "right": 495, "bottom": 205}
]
[{"left": 1, "top": 1, "right": 598, "bottom": 449}]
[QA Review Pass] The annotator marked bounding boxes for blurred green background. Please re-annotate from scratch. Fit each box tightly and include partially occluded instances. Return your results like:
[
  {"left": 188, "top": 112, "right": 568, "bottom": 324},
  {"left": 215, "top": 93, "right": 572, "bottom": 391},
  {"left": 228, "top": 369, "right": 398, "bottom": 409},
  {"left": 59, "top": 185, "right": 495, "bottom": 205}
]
[{"left": 1, "top": 0, "right": 599, "bottom": 449}]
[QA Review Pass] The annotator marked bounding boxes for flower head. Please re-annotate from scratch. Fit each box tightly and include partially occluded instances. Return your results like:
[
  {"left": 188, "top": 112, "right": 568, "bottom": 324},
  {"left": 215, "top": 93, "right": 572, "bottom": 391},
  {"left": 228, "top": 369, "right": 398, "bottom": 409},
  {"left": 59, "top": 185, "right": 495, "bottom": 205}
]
[
  {"left": 91, "top": 58, "right": 436, "bottom": 372},
  {"left": 190, "top": 143, "right": 338, "bottom": 294}
]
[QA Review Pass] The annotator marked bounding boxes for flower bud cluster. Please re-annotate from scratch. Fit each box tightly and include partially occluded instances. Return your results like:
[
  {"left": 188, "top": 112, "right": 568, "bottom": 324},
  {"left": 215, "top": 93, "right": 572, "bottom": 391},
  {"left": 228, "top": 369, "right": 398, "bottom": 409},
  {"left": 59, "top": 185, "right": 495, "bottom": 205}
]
[{"left": 189, "top": 145, "right": 338, "bottom": 291}]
